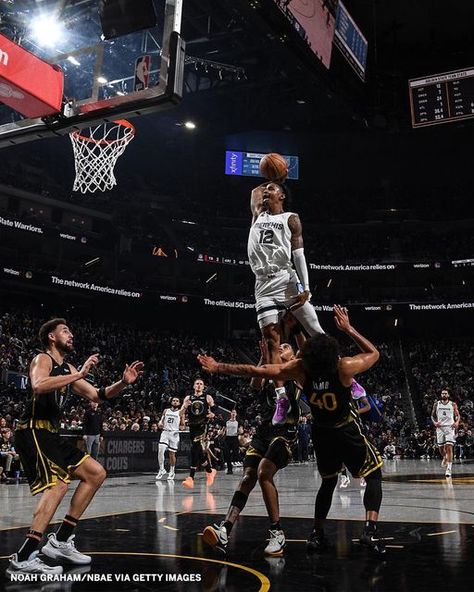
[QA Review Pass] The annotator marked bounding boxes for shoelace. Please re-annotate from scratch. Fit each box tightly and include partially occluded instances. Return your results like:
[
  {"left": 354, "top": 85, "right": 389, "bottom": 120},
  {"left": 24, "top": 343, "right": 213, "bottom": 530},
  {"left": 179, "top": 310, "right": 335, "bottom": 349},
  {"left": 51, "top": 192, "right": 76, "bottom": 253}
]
[{"left": 269, "top": 530, "right": 282, "bottom": 539}]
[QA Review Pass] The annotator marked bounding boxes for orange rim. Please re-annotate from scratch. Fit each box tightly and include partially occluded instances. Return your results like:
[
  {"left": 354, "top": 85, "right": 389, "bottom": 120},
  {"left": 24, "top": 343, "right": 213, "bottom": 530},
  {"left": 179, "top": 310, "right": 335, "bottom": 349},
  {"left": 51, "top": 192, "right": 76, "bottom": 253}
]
[{"left": 71, "top": 119, "right": 135, "bottom": 146}]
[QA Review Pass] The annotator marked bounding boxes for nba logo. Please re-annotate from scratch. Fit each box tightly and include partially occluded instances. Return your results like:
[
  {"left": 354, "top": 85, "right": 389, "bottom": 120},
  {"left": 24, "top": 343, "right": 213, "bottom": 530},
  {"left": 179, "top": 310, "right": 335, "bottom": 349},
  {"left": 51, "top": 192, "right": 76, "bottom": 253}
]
[{"left": 134, "top": 55, "right": 151, "bottom": 91}]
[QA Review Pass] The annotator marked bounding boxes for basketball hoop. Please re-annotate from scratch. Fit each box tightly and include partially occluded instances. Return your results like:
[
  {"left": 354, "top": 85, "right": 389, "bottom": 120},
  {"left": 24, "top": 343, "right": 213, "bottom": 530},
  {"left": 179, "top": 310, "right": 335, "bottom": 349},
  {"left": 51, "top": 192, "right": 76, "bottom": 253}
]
[{"left": 69, "top": 120, "right": 135, "bottom": 193}]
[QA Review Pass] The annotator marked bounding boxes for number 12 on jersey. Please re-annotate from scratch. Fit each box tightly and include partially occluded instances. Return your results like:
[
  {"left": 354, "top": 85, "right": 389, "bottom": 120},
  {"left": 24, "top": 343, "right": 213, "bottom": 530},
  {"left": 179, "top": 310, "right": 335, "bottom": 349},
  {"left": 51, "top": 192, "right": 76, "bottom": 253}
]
[{"left": 258, "top": 229, "right": 274, "bottom": 244}]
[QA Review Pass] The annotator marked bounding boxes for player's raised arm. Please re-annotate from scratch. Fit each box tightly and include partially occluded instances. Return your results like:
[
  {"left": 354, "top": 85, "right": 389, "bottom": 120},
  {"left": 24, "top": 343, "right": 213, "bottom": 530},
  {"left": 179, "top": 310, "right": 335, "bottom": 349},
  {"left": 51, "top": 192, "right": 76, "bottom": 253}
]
[
  {"left": 250, "top": 184, "right": 266, "bottom": 223},
  {"left": 29, "top": 353, "right": 90, "bottom": 396},
  {"left": 70, "top": 360, "right": 143, "bottom": 402},
  {"left": 334, "top": 305, "right": 379, "bottom": 378}
]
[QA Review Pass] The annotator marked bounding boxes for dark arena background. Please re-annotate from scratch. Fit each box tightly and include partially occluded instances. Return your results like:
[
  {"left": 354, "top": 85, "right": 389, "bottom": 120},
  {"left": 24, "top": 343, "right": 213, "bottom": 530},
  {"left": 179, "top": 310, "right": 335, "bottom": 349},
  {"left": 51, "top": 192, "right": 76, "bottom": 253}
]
[{"left": 0, "top": 1, "right": 473, "bottom": 591}]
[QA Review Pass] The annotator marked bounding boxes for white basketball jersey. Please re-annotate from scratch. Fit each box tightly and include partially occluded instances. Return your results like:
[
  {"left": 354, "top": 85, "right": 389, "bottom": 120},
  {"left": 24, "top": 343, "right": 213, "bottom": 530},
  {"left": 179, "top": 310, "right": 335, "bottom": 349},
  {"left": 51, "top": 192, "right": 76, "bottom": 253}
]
[
  {"left": 247, "top": 211, "right": 295, "bottom": 276},
  {"left": 163, "top": 409, "right": 180, "bottom": 432},
  {"left": 437, "top": 401, "right": 454, "bottom": 426}
]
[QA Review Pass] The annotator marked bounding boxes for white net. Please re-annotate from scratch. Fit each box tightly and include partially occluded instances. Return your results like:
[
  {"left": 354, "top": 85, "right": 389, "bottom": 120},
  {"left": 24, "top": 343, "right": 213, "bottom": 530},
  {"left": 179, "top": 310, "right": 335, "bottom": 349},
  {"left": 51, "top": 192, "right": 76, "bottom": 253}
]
[{"left": 69, "top": 120, "right": 135, "bottom": 193}]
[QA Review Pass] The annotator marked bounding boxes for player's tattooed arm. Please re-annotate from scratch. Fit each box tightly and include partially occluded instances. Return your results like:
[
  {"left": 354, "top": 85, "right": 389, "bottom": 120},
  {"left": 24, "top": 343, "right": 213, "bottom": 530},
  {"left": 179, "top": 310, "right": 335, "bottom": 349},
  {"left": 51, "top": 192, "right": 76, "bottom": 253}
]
[
  {"left": 198, "top": 354, "right": 304, "bottom": 383},
  {"left": 288, "top": 214, "right": 304, "bottom": 250},
  {"left": 250, "top": 184, "right": 266, "bottom": 222}
]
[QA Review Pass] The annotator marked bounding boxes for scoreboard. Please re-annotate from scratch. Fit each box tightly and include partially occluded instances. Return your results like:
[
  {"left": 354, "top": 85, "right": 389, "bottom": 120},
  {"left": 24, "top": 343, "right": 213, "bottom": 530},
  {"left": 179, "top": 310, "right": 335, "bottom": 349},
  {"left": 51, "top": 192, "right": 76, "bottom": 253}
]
[
  {"left": 409, "top": 67, "right": 474, "bottom": 128},
  {"left": 225, "top": 151, "right": 299, "bottom": 180},
  {"left": 334, "top": 1, "right": 368, "bottom": 81}
]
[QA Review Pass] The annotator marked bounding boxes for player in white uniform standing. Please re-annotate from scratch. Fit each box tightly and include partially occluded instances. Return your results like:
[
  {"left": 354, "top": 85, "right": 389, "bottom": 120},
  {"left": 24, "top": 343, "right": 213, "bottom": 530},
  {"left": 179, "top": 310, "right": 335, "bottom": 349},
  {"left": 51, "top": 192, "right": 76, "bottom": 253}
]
[
  {"left": 431, "top": 389, "right": 460, "bottom": 477},
  {"left": 249, "top": 181, "right": 324, "bottom": 424},
  {"left": 156, "top": 397, "right": 183, "bottom": 480}
]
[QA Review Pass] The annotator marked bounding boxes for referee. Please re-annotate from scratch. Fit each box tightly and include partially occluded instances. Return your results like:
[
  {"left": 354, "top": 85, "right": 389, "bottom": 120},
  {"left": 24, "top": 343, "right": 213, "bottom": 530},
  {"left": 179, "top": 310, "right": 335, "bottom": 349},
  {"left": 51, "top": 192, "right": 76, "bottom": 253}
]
[
  {"left": 82, "top": 401, "right": 103, "bottom": 460},
  {"left": 225, "top": 410, "right": 240, "bottom": 474}
]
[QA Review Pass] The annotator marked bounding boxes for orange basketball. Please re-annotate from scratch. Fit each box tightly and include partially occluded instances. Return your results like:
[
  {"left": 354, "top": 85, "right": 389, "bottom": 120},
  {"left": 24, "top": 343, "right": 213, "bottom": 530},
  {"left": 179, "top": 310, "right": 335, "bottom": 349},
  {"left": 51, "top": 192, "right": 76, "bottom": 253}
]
[{"left": 259, "top": 153, "right": 288, "bottom": 181}]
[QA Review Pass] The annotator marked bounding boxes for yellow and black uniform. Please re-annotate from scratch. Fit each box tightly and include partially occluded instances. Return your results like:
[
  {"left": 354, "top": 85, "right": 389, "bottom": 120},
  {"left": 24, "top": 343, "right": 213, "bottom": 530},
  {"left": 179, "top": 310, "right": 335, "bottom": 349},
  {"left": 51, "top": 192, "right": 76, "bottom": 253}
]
[
  {"left": 14, "top": 353, "right": 88, "bottom": 495},
  {"left": 244, "top": 381, "right": 301, "bottom": 470},
  {"left": 187, "top": 393, "right": 210, "bottom": 449},
  {"left": 304, "top": 372, "right": 382, "bottom": 479}
]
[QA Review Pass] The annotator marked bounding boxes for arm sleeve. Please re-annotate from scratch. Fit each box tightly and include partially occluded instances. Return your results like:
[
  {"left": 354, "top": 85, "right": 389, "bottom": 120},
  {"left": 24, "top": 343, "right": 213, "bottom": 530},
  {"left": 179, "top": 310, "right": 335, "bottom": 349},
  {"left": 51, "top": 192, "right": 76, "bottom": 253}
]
[{"left": 292, "top": 247, "right": 310, "bottom": 291}]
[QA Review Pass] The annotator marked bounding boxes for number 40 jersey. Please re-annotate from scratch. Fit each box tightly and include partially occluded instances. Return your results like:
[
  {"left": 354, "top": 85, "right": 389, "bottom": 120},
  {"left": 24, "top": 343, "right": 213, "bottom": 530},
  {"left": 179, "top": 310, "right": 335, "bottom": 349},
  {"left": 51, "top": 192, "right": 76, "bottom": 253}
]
[
  {"left": 303, "top": 373, "right": 354, "bottom": 428},
  {"left": 248, "top": 211, "right": 296, "bottom": 277}
]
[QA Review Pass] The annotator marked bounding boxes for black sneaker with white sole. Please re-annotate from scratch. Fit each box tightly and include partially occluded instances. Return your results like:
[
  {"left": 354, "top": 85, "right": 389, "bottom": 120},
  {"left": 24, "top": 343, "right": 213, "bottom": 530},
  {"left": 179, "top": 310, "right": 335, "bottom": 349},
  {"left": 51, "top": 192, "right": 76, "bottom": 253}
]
[{"left": 359, "top": 532, "right": 387, "bottom": 555}]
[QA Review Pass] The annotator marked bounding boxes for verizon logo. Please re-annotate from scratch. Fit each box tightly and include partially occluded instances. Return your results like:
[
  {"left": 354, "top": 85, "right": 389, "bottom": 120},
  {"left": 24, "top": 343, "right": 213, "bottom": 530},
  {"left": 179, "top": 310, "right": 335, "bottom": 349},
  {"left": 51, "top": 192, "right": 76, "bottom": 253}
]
[{"left": 0, "top": 49, "right": 8, "bottom": 66}]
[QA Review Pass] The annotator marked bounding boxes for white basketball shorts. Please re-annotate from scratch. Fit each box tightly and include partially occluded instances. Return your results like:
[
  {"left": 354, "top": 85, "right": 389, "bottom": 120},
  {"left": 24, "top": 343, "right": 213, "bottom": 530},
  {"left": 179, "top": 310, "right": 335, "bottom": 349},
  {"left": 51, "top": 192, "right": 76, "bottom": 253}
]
[
  {"left": 436, "top": 426, "right": 456, "bottom": 446},
  {"left": 254, "top": 268, "right": 324, "bottom": 335},
  {"left": 159, "top": 431, "right": 180, "bottom": 452}
]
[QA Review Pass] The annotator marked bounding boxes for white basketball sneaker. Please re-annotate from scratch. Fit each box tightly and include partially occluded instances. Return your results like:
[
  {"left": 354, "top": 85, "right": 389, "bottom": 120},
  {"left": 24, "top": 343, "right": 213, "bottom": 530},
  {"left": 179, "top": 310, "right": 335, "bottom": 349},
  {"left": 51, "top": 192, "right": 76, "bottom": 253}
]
[
  {"left": 42, "top": 533, "right": 91, "bottom": 565},
  {"left": 156, "top": 468, "right": 167, "bottom": 480},
  {"left": 6, "top": 551, "right": 63, "bottom": 577},
  {"left": 167, "top": 469, "right": 175, "bottom": 480},
  {"left": 264, "top": 529, "right": 286, "bottom": 556},
  {"left": 202, "top": 522, "right": 228, "bottom": 555}
]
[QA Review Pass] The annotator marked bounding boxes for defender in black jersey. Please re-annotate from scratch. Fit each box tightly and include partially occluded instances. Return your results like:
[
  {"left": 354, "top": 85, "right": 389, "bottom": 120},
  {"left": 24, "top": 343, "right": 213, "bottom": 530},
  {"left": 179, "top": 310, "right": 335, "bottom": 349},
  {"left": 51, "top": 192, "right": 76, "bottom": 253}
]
[
  {"left": 203, "top": 334, "right": 301, "bottom": 557},
  {"left": 8, "top": 318, "right": 143, "bottom": 578},
  {"left": 198, "top": 305, "right": 386, "bottom": 555},
  {"left": 180, "top": 378, "right": 217, "bottom": 489}
]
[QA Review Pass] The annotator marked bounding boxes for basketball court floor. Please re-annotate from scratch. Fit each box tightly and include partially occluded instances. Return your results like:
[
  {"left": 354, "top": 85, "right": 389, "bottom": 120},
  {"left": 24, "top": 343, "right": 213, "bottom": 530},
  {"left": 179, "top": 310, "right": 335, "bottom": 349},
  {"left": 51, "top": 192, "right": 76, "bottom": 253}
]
[{"left": 1, "top": 459, "right": 473, "bottom": 591}]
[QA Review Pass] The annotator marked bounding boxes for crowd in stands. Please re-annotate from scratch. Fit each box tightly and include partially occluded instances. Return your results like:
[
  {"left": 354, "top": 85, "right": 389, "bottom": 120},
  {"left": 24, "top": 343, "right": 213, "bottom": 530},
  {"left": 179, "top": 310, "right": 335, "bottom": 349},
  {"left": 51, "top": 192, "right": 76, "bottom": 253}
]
[
  {"left": 163, "top": 217, "right": 474, "bottom": 265},
  {"left": 1, "top": 307, "right": 473, "bottom": 480}
]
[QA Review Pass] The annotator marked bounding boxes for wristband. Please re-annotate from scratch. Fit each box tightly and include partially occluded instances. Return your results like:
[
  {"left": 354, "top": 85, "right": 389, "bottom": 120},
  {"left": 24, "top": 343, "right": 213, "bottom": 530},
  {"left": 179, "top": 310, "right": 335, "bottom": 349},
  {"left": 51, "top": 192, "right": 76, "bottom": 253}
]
[{"left": 292, "top": 248, "right": 310, "bottom": 292}]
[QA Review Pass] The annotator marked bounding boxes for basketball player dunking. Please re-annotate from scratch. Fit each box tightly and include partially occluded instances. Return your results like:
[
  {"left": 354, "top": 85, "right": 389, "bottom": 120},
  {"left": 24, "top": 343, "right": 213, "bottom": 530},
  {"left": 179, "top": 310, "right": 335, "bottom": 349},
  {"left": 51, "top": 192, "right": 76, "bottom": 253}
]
[
  {"left": 8, "top": 318, "right": 143, "bottom": 577},
  {"left": 431, "top": 389, "right": 460, "bottom": 478},
  {"left": 180, "top": 379, "right": 217, "bottom": 489},
  {"left": 156, "top": 397, "right": 183, "bottom": 481},
  {"left": 249, "top": 181, "right": 324, "bottom": 425}
]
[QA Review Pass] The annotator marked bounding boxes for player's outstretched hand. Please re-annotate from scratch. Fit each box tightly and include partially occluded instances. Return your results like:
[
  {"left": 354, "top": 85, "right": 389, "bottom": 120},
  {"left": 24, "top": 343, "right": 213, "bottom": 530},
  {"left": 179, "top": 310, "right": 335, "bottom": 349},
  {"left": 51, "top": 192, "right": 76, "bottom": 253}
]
[
  {"left": 79, "top": 355, "right": 99, "bottom": 378},
  {"left": 197, "top": 354, "right": 219, "bottom": 374},
  {"left": 334, "top": 305, "right": 352, "bottom": 333},
  {"left": 289, "top": 290, "right": 310, "bottom": 311},
  {"left": 122, "top": 361, "right": 144, "bottom": 385}
]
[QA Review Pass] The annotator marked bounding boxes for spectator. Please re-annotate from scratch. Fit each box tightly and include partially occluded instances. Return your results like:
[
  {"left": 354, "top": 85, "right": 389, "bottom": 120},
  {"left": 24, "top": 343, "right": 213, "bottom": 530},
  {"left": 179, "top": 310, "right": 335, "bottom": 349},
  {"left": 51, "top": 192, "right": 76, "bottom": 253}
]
[{"left": 82, "top": 401, "right": 103, "bottom": 460}]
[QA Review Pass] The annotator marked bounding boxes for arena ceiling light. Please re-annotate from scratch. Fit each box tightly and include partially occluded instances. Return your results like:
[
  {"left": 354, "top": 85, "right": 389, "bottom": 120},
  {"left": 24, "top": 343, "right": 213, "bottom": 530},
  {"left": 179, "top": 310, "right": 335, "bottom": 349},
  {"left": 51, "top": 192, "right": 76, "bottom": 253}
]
[
  {"left": 67, "top": 56, "right": 81, "bottom": 66},
  {"left": 184, "top": 121, "right": 196, "bottom": 130},
  {"left": 30, "top": 14, "right": 64, "bottom": 48}
]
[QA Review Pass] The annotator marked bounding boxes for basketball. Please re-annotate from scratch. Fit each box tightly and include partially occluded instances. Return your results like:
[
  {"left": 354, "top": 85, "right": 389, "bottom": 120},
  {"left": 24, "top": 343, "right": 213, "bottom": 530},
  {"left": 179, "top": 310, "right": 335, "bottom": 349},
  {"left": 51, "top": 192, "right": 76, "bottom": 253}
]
[{"left": 259, "top": 152, "right": 288, "bottom": 181}]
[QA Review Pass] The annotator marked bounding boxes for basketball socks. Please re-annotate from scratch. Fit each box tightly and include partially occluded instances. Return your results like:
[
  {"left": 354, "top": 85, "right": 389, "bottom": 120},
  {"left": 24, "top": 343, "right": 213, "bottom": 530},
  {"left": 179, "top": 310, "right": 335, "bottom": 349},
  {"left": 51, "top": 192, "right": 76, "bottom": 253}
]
[
  {"left": 158, "top": 444, "right": 166, "bottom": 471},
  {"left": 189, "top": 467, "right": 196, "bottom": 479},
  {"left": 364, "top": 520, "right": 377, "bottom": 534},
  {"left": 274, "top": 386, "right": 288, "bottom": 401},
  {"left": 271, "top": 521, "right": 282, "bottom": 531},
  {"left": 17, "top": 530, "right": 43, "bottom": 561},
  {"left": 223, "top": 521, "right": 233, "bottom": 534},
  {"left": 56, "top": 515, "right": 78, "bottom": 541}
]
